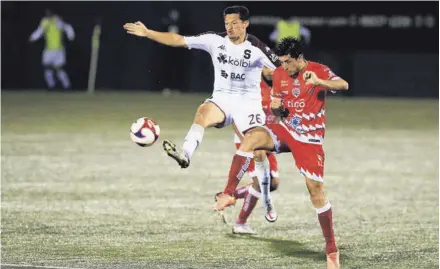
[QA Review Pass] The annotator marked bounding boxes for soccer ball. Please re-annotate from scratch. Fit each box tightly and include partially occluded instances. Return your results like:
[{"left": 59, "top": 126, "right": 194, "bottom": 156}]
[{"left": 129, "top": 117, "right": 160, "bottom": 147}]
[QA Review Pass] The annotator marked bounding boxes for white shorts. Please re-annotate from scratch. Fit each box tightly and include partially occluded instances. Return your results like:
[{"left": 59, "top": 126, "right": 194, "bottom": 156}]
[
  {"left": 42, "top": 49, "right": 66, "bottom": 67},
  {"left": 205, "top": 93, "right": 266, "bottom": 135}
]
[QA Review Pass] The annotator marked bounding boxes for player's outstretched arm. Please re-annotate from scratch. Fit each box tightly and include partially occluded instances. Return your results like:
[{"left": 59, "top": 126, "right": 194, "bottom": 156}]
[
  {"left": 63, "top": 22, "right": 75, "bottom": 41},
  {"left": 29, "top": 24, "right": 44, "bottom": 42},
  {"left": 123, "top": 21, "right": 187, "bottom": 48},
  {"left": 304, "top": 71, "right": 349, "bottom": 91}
]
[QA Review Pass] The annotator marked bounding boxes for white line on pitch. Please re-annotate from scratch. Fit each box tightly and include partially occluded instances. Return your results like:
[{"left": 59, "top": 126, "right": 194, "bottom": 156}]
[{"left": 1, "top": 264, "right": 86, "bottom": 269}]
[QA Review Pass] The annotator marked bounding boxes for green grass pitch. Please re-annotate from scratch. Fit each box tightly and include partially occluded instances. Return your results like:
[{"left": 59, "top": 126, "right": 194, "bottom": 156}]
[{"left": 1, "top": 91, "right": 438, "bottom": 269}]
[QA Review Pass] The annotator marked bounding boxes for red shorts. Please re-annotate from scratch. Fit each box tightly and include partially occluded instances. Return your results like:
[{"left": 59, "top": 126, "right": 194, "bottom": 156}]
[
  {"left": 235, "top": 143, "right": 279, "bottom": 178},
  {"left": 266, "top": 124, "right": 325, "bottom": 182}
]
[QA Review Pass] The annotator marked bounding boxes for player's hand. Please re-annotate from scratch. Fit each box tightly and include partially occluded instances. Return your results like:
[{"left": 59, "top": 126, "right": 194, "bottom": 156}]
[
  {"left": 271, "top": 97, "right": 289, "bottom": 117},
  {"left": 271, "top": 97, "right": 283, "bottom": 110},
  {"left": 123, "top": 21, "right": 149, "bottom": 37},
  {"left": 304, "top": 71, "right": 322, "bottom": 86}
]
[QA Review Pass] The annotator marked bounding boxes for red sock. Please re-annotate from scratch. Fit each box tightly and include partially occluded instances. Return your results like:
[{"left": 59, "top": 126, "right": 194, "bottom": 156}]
[
  {"left": 223, "top": 151, "right": 253, "bottom": 195},
  {"left": 233, "top": 183, "right": 252, "bottom": 199},
  {"left": 237, "top": 186, "right": 260, "bottom": 224},
  {"left": 317, "top": 202, "right": 337, "bottom": 254}
]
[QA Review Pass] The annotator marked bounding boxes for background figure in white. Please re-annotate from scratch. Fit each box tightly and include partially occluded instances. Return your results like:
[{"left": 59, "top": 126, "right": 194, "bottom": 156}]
[{"left": 29, "top": 9, "right": 75, "bottom": 89}]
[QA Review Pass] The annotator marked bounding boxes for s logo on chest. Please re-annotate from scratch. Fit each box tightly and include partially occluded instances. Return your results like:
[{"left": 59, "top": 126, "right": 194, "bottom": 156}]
[{"left": 243, "top": 49, "right": 251, "bottom": 59}]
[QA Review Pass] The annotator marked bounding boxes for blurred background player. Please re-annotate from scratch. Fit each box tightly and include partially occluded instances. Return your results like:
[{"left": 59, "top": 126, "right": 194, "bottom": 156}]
[
  {"left": 269, "top": 19, "right": 311, "bottom": 45},
  {"left": 29, "top": 9, "right": 75, "bottom": 90},
  {"left": 224, "top": 77, "right": 281, "bottom": 234},
  {"left": 215, "top": 37, "right": 349, "bottom": 268},
  {"left": 123, "top": 6, "right": 280, "bottom": 185}
]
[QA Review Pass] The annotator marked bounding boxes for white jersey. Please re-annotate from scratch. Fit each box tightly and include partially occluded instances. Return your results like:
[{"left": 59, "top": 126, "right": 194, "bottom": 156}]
[{"left": 184, "top": 32, "right": 280, "bottom": 100}]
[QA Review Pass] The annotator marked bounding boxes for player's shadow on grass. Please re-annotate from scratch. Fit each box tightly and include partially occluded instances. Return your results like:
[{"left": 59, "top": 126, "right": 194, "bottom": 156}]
[{"left": 226, "top": 234, "right": 326, "bottom": 261}]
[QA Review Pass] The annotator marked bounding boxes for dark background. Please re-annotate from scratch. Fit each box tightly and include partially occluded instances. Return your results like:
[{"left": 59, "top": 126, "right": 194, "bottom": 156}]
[{"left": 1, "top": 1, "right": 439, "bottom": 98}]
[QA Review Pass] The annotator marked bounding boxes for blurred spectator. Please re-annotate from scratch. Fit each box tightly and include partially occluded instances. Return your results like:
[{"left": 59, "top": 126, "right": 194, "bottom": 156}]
[
  {"left": 29, "top": 9, "right": 75, "bottom": 89},
  {"left": 269, "top": 19, "right": 311, "bottom": 45}
]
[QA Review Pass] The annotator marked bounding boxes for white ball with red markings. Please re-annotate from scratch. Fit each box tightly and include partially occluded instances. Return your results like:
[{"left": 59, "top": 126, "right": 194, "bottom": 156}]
[{"left": 129, "top": 117, "right": 160, "bottom": 147}]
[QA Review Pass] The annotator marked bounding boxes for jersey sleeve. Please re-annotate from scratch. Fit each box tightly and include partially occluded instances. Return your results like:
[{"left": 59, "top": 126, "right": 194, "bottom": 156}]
[
  {"left": 260, "top": 46, "right": 281, "bottom": 70},
  {"left": 316, "top": 65, "right": 341, "bottom": 81},
  {"left": 183, "top": 33, "right": 217, "bottom": 53},
  {"left": 246, "top": 34, "right": 281, "bottom": 70},
  {"left": 316, "top": 65, "right": 340, "bottom": 93}
]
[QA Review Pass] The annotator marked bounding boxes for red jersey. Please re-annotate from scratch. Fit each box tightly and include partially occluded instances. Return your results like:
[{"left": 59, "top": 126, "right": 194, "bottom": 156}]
[{"left": 272, "top": 62, "right": 340, "bottom": 145}]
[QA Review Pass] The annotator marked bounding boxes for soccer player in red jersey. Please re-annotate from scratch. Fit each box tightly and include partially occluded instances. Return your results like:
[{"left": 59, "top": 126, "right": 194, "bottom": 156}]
[
  {"left": 215, "top": 37, "right": 348, "bottom": 268},
  {"left": 226, "top": 79, "right": 280, "bottom": 234}
]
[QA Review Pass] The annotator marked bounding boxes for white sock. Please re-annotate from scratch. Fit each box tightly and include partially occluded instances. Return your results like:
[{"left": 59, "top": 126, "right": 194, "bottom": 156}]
[
  {"left": 182, "top": 124, "right": 205, "bottom": 160},
  {"left": 44, "top": 69, "right": 55, "bottom": 88},
  {"left": 255, "top": 157, "right": 272, "bottom": 208},
  {"left": 56, "top": 69, "right": 71, "bottom": 89}
]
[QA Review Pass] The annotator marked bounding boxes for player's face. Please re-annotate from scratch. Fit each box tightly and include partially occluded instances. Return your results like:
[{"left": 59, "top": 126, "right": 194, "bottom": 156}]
[
  {"left": 224, "top": 14, "right": 248, "bottom": 40},
  {"left": 279, "top": 55, "right": 301, "bottom": 76}
]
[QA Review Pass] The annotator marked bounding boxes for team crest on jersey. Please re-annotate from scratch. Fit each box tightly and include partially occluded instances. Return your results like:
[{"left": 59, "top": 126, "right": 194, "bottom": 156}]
[
  {"left": 289, "top": 115, "right": 302, "bottom": 128},
  {"left": 292, "top": 88, "right": 300, "bottom": 97},
  {"left": 293, "top": 79, "right": 300, "bottom": 86}
]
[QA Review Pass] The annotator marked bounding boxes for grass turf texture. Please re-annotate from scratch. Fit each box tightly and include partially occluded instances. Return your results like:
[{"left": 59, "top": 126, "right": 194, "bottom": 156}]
[{"left": 2, "top": 92, "right": 438, "bottom": 269}]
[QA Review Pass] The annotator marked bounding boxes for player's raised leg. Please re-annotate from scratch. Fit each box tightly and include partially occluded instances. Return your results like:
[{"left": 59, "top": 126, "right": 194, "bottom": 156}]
[
  {"left": 163, "top": 101, "right": 225, "bottom": 168},
  {"left": 233, "top": 150, "right": 280, "bottom": 223},
  {"left": 229, "top": 155, "right": 280, "bottom": 231},
  {"left": 231, "top": 140, "right": 255, "bottom": 200},
  {"left": 215, "top": 126, "right": 275, "bottom": 211},
  {"left": 233, "top": 156, "right": 279, "bottom": 201}
]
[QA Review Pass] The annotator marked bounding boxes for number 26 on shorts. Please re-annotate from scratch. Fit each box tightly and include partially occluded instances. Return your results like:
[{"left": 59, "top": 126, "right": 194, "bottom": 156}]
[{"left": 248, "top": 114, "right": 262, "bottom": 125}]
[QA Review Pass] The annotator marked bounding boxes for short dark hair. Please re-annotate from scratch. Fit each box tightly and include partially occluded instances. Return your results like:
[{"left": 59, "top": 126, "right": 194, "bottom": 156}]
[
  {"left": 223, "top": 6, "right": 250, "bottom": 21},
  {"left": 275, "top": 37, "right": 305, "bottom": 59}
]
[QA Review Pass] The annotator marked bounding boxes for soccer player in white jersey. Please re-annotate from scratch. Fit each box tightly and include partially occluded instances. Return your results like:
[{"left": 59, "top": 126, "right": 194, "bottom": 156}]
[
  {"left": 124, "top": 6, "right": 280, "bottom": 223},
  {"left": 125, "top": 6, "right": 279, "bottom": 167},
  {"left": 29, "top": 9, "right": 75, "bottom": 89}
]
